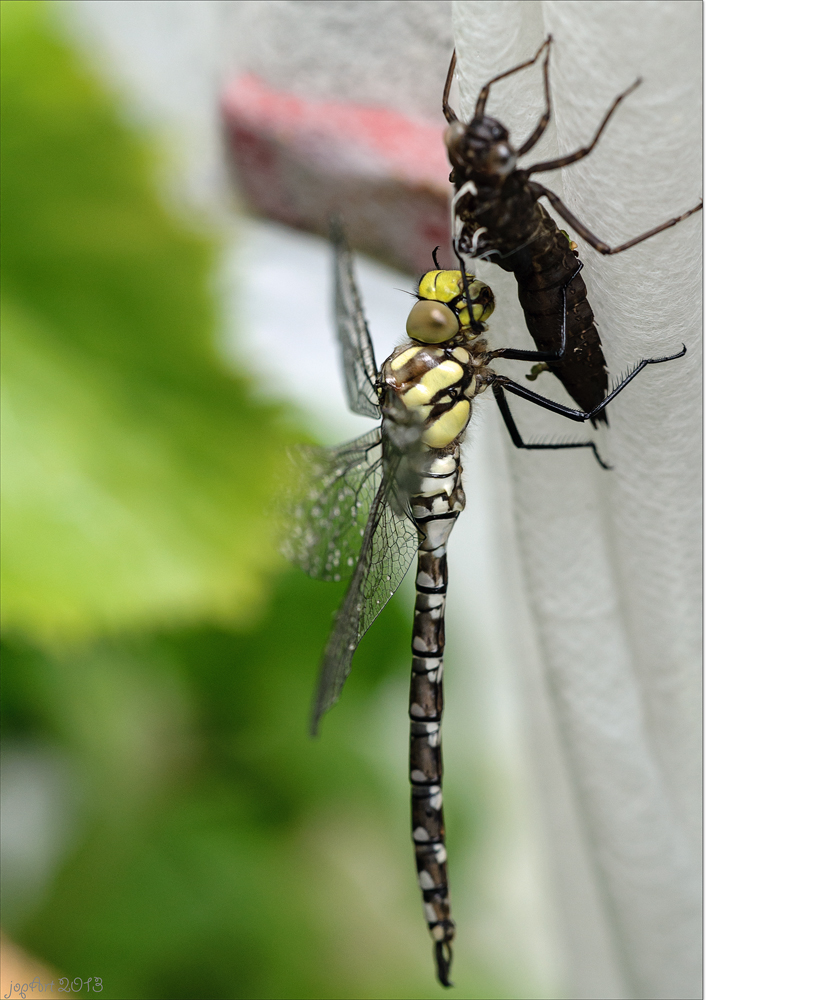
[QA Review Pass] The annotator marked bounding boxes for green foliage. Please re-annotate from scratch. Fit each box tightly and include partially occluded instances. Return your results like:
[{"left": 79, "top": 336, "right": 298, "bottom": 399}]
[
  {"left": 3, "top": 570, "right": 446, "bottom": 999},
  {"left": 1, "top": 0, "right": 293, "bottom": 640},
  {"left": 0, "top": 5, "right": 509, "bottom": 997}
]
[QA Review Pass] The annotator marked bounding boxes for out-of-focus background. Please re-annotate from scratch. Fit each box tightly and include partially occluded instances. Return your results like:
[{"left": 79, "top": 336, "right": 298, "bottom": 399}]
[
  {"left": 2, "top": 3, "right": 703, "bottom": 999},
  {"left": 1, "top": 2, "right": 555, "bottom": 998}
]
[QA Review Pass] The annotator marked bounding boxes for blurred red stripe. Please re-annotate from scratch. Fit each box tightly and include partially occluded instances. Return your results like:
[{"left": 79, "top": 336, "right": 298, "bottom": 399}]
[{"left": 221, "top": 74, "right": 455, "bottom": 274}]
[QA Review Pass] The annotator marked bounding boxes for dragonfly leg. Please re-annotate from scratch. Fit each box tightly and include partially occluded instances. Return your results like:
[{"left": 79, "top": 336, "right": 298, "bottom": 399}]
[
  {"left": 515, "top": 36, "right": 554, "bottom": 156},
  {"left": 472, "top": 36, "right": 552, "bottom": 119},
  {"left": 491, "top": 343, "right": 686, "bottom": 423},
  {"left": 522, "top": 77, "right": 641, "bottom": 174},
  {"left": 442, "top": 51, "right": 458, "bottom": 123},
  {"left": 493, "top": 382, "right": 611, "bottom": 469},
  {"left": 445, "top": 39, "right": 552, "bottom": 126},
  {"left": 530, "top": 185, "right": 703, "bottom": 256}
]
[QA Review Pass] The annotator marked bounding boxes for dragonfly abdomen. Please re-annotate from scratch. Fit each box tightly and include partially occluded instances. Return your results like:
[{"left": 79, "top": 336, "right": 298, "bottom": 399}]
[
  {"left": 515, "top": 257, "right": 609, "bottom": 423},
  {"left": 301, "top": 223, "right": 689, "bottom": 989},
  {"left": 408, "top": 452, "right": 463, "bottom": 987},
  {"left": 473, "top": 199, "right": 610, "bottom": 423}
]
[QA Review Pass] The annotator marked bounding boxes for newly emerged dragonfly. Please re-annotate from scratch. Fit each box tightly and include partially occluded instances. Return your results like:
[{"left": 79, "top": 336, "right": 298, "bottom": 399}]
[
  {"left": 285, "top": 224, "right": 684, "bottom": 986},
  {"left": 443, "top": 36, "right": 702, "bottom": 423}
]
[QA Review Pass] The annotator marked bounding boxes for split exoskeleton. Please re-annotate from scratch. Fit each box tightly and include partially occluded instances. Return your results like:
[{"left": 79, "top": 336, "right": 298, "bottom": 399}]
[{"left": 442, "top": 36, "right": 701, "bottom": 423}]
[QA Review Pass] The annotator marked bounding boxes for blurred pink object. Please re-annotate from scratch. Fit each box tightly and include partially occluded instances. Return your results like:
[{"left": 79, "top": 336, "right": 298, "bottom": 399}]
[{"left": 221, "top": 75, "right": 455, "bottom": 275}]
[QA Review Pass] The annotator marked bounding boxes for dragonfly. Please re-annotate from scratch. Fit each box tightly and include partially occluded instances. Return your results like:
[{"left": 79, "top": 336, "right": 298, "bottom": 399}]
[
  {"left": 443, "top": 36, "right": 702, "bottom": 423},
  {"left": 285, "top": 222, "right": 685, "bottom": 986}
]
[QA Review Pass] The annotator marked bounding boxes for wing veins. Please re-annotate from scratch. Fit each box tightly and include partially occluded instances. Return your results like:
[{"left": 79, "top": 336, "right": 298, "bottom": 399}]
[
  {"left": 331, "top": 222, "right": 381, "bottom": 418},
  {"left": 310, "top": 463, "right": 418, "bottom": 733}
]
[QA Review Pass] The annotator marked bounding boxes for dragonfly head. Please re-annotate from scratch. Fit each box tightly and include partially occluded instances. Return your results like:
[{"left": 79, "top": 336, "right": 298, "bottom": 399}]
[
  {"left": 406, "top": 270, "right": 495, "bottom": 343},
  {"left": 445, "top": 115, "right": 517, "bottom": 181}
]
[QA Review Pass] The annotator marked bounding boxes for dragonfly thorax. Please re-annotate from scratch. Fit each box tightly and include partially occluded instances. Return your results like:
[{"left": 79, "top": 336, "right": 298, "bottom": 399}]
[{"left": 381, "top": 341, "right": 489, "bottom": 451}]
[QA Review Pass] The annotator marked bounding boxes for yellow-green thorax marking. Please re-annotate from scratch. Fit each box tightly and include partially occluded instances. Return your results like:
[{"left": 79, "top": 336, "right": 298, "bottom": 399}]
[{"left": 384, "top": 270, "right": 495, "bottom": 449}]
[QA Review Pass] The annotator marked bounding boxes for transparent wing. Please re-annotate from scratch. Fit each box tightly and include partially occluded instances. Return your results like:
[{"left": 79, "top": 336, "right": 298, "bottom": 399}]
[
  {"left": 284, "top": 428, "right": 384, "bottom": 582},
  {"left": 310, "top": 466, "right": 418, "bottom": 734},
  {"left": 331, "top": 221, "right": 381, "bottom": 418}
]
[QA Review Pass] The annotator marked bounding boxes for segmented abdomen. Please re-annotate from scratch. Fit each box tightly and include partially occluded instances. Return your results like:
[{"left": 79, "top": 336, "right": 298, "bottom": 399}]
[
  {"left": 380, "top": 336, "right": 483, "bottom": 984},
  {"left": 408, "top": 451, "right": 463, "bottom": 982}
]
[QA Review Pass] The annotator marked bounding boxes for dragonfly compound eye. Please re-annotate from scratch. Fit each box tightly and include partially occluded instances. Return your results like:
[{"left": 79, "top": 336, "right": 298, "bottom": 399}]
[
  {"left": 444, "top": 120, "right": 467, "bottom": 156},
  {"left": 406, "top": 299, "right": 460, "bottom": 344},
  {"left": 486, "top": 142, "right": 516, "bottom": 176}
]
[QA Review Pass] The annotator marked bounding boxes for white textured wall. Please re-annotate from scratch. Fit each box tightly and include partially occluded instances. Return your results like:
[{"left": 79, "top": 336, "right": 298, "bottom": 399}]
[{"left": 451, "top": 3, "right": 702, "bottom": 998}]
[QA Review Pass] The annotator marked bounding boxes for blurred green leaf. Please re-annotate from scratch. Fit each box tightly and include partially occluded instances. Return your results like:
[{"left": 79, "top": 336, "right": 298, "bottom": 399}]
[
  {"left": 0, "top": 0, "right": 294, "bottom": 641},
  {"left": 0, "top": 5, "right": 514, "bottom": 997},
  {"left": 2, "top": 569, "right": 465, "bottom": 1000}
]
